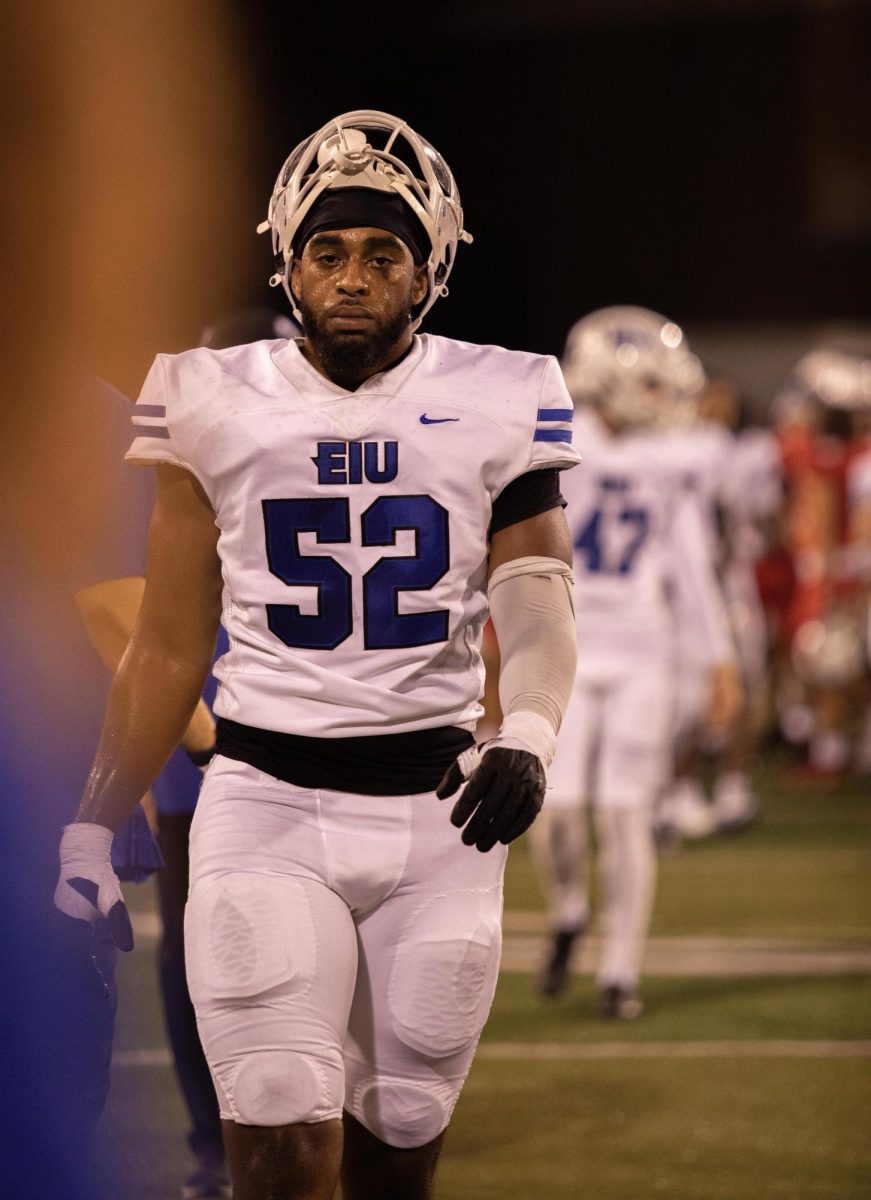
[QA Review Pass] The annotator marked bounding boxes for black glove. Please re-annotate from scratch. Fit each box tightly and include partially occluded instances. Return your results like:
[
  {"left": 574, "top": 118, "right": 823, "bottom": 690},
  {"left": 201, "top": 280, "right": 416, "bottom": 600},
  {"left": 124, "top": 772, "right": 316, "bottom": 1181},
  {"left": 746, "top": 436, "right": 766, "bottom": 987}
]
[{"left": 436, "top": 746, "right": 546, "bottom": 852}]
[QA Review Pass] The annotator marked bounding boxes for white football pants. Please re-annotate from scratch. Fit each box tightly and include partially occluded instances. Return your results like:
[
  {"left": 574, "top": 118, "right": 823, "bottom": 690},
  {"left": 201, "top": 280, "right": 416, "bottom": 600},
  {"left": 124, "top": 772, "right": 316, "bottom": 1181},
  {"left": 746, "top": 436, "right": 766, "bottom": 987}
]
[
  {"left": 533, "top": 656, "right": 670, "bottom": 988},
  {"left": 185, "top": 756, "right": 506, "bottom": 1149}
]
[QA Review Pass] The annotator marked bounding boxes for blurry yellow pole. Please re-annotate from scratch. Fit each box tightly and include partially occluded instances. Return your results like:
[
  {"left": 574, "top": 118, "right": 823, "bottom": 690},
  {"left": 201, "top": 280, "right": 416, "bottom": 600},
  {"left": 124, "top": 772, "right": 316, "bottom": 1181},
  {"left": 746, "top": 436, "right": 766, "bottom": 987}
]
[
  {"left": 0, "top": 8, "right": 256, "bottom": 1190},
  {"left": 1, "top": 0, "right": 255, "bottom": 581}
]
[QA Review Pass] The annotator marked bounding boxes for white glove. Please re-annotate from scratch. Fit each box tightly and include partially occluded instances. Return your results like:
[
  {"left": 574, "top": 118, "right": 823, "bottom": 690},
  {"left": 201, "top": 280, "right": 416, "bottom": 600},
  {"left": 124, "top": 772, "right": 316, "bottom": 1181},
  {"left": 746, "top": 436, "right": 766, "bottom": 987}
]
[{"left": 54, "top": 823, "right": 134, "bottom": 950}]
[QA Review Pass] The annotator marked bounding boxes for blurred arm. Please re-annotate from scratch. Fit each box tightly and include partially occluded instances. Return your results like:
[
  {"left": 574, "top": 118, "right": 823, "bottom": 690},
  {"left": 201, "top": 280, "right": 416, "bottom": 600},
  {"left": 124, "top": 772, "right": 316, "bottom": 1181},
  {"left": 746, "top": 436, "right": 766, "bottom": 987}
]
[
  {"left": 75, "top": 575, "right": 216, "bottom": 756},
  {"left": 75, "top": 464, "right": 223, "bottom": 830},
  {"left": 669, "top": 487, "right": 742, "bottom": 732}
]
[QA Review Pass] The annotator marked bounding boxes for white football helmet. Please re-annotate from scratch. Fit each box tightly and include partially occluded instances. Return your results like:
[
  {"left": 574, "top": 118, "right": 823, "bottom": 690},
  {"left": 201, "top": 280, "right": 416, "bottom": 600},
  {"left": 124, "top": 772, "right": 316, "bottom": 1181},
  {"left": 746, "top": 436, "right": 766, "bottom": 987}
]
[
  {"left": 790, "top": 348, "right": 871, "bottom": 412},
  {"left": 257, "top": 110, "right": 473, "bottom": 330},
  {"left": 792, "top": 610, "right": 866, "bottom": 688},
  {"left": 561, "top": 305, "right": 704, "bottom": 428}
]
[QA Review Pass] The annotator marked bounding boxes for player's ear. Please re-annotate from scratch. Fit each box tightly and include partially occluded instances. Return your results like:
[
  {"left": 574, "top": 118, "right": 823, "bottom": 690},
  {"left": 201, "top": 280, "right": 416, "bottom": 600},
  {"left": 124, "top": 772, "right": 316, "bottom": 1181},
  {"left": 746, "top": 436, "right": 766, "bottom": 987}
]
[{"left": 411, "top": 262, "right": 428, "bottom": 306}]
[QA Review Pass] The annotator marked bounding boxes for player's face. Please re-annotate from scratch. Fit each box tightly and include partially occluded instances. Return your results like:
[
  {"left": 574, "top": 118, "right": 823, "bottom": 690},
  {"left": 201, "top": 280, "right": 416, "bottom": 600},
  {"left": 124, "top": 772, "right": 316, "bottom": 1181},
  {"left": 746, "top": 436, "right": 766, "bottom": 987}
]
[{"left": 291, "top": 227, "right": 428, "bottom": 387}]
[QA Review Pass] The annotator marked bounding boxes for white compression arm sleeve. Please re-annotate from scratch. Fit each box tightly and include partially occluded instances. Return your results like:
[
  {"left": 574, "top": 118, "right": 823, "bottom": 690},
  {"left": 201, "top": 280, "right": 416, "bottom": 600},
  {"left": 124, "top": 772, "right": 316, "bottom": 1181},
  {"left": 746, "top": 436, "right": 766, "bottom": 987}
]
[{"left": 487, "top": 556, "right": 577, "bottom": 766}]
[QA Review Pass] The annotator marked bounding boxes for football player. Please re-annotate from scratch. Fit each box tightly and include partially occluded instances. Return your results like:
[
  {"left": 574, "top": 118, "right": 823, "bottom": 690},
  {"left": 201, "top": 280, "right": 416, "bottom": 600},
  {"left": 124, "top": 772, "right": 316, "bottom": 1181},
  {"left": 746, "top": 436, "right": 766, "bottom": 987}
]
[
  {"left": 774, "top": 348, "right": 871, "bottom": 777},
  {"left": 708, "top": 378, "right": 784, "bottom": 828},
  {"left": 53, "top": 111, "right": 580, "bottom": 1200},
  {"left": 654, "top": 373, "right": 735, "bottom": 841},
  {"left": 531, "top": 307, "right": 740, "bottom": 1017},
  {"left": 845, "top": 386, "right": 871, "bottom": 770},
  {"left": 661, "top": 374, "right": 784, "bottom": 836}
]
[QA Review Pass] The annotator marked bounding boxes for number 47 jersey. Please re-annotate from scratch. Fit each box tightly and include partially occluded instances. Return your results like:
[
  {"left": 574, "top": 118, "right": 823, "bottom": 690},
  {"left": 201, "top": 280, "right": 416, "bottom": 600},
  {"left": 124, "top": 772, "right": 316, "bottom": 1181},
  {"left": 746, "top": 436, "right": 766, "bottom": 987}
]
[
  {"left": 564, "top": 408, "right": 732, "bottom": 669},
  {"left": 127, "top": 334, "right": 580, "bottom": 738}
]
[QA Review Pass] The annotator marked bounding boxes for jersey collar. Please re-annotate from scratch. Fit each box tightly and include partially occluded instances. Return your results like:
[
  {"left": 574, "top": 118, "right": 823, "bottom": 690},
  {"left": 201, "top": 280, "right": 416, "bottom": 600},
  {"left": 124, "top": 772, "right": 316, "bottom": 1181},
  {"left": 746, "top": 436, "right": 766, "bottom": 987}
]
[{"left": 272, "top": 334, "right": 427, "bottom": 398}]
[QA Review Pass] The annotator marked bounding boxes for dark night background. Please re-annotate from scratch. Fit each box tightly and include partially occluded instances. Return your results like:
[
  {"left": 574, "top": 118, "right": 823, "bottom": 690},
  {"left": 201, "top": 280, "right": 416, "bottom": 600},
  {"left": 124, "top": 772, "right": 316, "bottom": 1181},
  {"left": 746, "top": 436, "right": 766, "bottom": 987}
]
[{"left": 218, "top": 0, "right": 871, "bottom": 366}]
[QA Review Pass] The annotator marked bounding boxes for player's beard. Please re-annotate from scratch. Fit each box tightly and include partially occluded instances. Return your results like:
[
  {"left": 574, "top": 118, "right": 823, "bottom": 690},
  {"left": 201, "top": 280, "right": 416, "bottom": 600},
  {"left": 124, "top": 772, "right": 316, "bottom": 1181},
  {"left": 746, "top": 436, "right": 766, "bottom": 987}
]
[{"left": 298, "top": 297, "right": 413, "bottom": 389}]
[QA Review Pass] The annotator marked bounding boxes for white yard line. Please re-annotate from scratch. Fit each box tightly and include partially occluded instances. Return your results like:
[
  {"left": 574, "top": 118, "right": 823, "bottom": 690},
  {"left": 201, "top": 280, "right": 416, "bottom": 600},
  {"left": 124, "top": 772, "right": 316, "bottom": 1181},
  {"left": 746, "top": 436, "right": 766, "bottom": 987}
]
[
  {"left": 502, "top": 912, "right": 871, "bottom": 941},
  {"left": 130, "top": 911, "right": 871, "bottom": 975},
  {"left": 114, "top": 1040, "right": 871, "bottom": 1068},
  {"left": 500, "top": 936, "right": 871, "bottom": 975},
  {"left": 478, "top": 1040, "right": 871, "bottom": 1059}
]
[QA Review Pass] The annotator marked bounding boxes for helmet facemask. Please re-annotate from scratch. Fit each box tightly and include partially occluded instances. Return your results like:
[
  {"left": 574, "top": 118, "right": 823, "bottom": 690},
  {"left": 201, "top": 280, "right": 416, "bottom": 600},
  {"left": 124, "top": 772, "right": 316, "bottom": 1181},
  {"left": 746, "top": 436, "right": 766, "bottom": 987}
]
[{"left": 258, "top": 111, "right": 473, "bottom": 330}]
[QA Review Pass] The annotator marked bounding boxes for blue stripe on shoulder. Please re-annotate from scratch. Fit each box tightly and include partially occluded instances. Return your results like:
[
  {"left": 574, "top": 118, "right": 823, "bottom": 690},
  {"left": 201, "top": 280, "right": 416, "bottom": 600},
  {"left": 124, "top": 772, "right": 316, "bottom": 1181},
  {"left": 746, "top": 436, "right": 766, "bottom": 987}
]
[
  {"left": 534, "top": 429, "right": 573, "bottom": 443},
  {"left": 536, "top": 408, "right": 573, "bottom": 423},
  {"left": 133, "top": 428, "right": 171, "bottom": 440}
]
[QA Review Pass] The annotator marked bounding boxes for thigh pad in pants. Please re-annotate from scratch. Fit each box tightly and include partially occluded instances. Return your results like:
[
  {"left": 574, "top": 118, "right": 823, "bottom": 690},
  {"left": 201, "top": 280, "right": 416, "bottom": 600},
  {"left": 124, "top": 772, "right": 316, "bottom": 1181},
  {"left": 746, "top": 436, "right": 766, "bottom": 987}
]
[
  {"left": 185, "top": 871, "right": 356, "bottom": 1127},
  {"left": 345, "top": 880, "right": 504, "bottom": 1149}
]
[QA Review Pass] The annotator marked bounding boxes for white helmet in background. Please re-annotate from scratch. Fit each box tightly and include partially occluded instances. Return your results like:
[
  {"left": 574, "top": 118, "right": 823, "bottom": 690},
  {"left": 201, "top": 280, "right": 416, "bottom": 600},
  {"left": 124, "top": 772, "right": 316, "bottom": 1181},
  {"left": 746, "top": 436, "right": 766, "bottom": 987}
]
[
  {"left": 561, "top": 305, "right": 704, "bottom": 427},
  {"left": 792, "top": 609, "right": 866, "bottom": 688},
  {"left": 791, "top": 348, "right": 871, "bottom": 412},
  {"left": 772, "top": 347, "right": 871, "bottom": 433},
  {"left": 257, "top": 109, "right": 473, "bottom": 330}
]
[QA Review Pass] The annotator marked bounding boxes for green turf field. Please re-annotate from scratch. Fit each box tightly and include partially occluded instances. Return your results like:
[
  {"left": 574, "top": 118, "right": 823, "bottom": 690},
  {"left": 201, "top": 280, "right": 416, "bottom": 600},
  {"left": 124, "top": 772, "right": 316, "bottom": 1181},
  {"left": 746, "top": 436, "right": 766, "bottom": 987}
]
[
  {"left": 504, "top": 767, "right": 871, "bottom": 939},
  {"left": 442, "top": 1057, "right": 871, "bottom": 1200},
  {"left": 99, "top": 760, "right": 871, "bottom": 1199},
  {"left": 485, "top": 972, "right": 871, "bottom": 1042}
]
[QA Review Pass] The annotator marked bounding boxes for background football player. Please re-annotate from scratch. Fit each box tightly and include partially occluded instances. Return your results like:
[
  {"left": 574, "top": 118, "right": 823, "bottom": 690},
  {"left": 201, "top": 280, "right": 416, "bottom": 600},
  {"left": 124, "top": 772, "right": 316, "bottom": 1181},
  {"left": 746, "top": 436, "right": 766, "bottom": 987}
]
[
  {"left": 653, "top": 373, "right": 733, "bottom": 841},
  {"left": 657, "top": 373, "right": 784, "bottom": 838},
  {"left": 844, "top": 382, "right": 871, "bottom": 770},
  {"left": 530, "top": 306, "right": 740, "bottom": 1017},
  {"left": 773, "top": 348, "right": 871, "bottom": 777},
  {"left": 705, "top": 376, "right": 784, "bottom": 829}
]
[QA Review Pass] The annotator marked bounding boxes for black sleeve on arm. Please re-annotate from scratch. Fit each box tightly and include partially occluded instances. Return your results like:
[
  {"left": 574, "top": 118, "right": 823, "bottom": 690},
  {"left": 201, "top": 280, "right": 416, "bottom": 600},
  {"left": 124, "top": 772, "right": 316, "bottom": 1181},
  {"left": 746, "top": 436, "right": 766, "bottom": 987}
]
[{"left": 489, "top": 468, "right": 567, "bottom": 537}]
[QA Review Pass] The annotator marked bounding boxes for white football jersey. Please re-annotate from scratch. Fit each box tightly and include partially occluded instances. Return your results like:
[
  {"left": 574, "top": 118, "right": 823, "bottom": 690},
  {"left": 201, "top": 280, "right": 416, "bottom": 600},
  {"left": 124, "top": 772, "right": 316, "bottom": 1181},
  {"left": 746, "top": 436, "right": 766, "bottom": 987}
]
[
  {"left": 719, "top": 426, "right": 783, "bottom": 564},
  {"left": 563, "top": 409, "right": 731, "bottom": 667},
  {"left": 660, "top": 420, "right": 733, "bottom": 560},
  {"left": 848, "top": 447, "right": 871, "bottom": 508},
  {"left": 127, "top": 334, "right": 579, "bottom": 737}
]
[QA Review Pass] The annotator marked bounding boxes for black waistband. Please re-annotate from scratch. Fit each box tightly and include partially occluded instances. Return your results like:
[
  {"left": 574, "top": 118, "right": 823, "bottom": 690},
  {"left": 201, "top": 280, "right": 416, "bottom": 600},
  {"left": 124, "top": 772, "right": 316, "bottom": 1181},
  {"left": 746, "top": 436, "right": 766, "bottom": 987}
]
[{"left": 215, "top": 718, "right": 474, "bottom": 796}]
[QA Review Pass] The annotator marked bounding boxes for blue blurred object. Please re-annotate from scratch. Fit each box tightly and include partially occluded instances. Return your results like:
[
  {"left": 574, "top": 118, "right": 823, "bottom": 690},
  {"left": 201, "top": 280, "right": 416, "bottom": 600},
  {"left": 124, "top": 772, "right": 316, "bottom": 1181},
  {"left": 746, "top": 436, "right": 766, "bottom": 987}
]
[
  {"left": 0, "top": 380, "right": 162, "bottom": 1197},
  {"left": 112, "top": 804, "right": 165, "bottom": 882}
]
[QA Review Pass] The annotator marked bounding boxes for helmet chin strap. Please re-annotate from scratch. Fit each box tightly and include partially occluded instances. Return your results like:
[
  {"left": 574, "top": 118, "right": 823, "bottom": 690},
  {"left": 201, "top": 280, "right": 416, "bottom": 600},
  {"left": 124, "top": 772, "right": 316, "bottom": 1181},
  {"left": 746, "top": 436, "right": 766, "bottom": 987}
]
[{"left": 279, "top": 261, "right": 303, "bottom": 327}]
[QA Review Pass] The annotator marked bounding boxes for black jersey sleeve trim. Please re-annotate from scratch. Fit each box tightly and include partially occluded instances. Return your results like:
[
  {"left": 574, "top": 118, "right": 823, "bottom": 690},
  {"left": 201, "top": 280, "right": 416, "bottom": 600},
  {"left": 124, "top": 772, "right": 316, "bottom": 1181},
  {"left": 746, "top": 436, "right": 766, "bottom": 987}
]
[{"left": 489, "top": 468, "right": 567, "bottom": 537}]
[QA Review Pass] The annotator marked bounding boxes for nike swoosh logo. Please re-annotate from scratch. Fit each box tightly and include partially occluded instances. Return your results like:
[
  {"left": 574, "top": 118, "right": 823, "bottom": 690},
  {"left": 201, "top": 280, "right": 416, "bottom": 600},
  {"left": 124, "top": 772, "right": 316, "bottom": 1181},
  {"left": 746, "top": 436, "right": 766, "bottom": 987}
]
[{"left": 420, "top": 414, "right": 460, "bottom": 425}]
